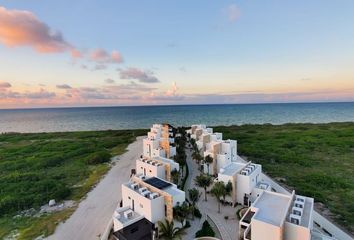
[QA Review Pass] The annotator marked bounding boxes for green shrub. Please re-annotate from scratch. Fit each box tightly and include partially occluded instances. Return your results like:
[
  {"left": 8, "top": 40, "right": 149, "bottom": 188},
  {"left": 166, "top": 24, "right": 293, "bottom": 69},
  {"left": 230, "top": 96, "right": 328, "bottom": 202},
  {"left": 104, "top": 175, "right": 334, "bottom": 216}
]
[
  {"left": 195, "top": 220, "right": 215, "bottom": 238},
  {"left": 184, "top": 220, "right": 191, "bottom": 228},
  {"left": 194, "top": 207, "right": 202, "bottom": 218},
  {"left": 86, "top": 151, "right": 111, "bottom": 165}
]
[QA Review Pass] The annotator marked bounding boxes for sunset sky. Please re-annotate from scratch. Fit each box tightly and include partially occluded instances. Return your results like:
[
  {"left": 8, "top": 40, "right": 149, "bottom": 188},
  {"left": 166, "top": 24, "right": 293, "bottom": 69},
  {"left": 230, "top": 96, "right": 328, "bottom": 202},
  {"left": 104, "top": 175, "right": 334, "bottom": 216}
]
[{"left": 0, "top": 1, "right": 354, "bottom": 108}]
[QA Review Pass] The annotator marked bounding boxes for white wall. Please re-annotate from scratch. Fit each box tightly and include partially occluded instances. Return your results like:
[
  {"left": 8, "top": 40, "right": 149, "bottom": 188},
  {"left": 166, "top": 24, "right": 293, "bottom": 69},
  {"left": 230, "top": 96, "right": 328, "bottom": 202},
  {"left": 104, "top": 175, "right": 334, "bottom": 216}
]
[
  {"left": 122, "top": 184, "right": 165, "bottom": 224},
  {"left": 136, "top": 160, "right": 166, "bottom": 179},
  {"left": 251, "top": 218, "right": 282, "bottom": 240},
  {"left": 236, "top": 166, "right": 261, "bottom": 205},
  {"left": 284, "top": 222, "right": 311, "bottom": 240}
]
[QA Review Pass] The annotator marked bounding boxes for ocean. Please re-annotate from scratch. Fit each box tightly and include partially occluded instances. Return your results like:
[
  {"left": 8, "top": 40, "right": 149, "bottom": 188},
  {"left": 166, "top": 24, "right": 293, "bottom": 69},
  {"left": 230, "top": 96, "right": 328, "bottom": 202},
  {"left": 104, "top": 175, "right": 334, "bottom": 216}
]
[{"left": 0, "top": 102, "right": 353, "bottom": 133}]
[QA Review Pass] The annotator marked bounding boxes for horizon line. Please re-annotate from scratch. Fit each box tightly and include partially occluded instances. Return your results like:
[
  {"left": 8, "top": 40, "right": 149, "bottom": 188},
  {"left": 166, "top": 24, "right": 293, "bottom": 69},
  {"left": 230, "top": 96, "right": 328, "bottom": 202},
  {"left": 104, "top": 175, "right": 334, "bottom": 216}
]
[{"left": 0, "top": 100, "right": 353, "bottom": 111}]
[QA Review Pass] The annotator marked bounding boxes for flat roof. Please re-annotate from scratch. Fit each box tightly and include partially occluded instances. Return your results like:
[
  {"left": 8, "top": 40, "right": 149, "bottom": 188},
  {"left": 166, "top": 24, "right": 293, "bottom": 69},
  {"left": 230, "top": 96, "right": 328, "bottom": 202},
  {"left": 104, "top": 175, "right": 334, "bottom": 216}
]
[
  {"left": 114, "top": 207, "right": 143, "bottom": 225},
  {"left": 114, "top": 218, "right": 153, "bottom": 240},
  {"left": 253, "top": 191, "right": 291, "bottom": 226},
  {"left": 144, "top": 177, "right": 172, "bottom": 190},
  {"left": 220, "top": 162, "right": 246, "bottom": 176}
]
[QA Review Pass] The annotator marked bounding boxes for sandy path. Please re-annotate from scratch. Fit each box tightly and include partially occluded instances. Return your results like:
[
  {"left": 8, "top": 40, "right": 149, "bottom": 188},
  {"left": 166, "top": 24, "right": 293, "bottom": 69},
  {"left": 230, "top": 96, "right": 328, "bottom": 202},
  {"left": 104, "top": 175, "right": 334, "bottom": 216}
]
[{"left": 47, "top": 136, "right": 144, "bottom": 240}]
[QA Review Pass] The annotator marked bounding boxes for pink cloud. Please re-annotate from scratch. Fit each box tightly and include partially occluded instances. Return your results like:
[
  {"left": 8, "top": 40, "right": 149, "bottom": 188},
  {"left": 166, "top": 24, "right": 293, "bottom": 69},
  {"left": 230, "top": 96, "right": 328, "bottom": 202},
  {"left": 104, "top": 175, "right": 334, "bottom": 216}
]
[
  {"left": 90, "top": 48, "right": 123, "bottom": 64},
  {"left": 0, "top": 82, "right": 12, "bottom": 88},
  {"left": 70, "top": 48, "right": 83, "bottom": 58},
  {"left": 56, "top": 84, "right": 72, "bottom": 89},
  {"left": 0, "top": 6, "right": 71, "bottom": 53},
  {"left": 119, "top": 67, "right": 159, "bottom": 83},
  {"left": 227, "top": 4, "right": 241, "bottom": 22}
]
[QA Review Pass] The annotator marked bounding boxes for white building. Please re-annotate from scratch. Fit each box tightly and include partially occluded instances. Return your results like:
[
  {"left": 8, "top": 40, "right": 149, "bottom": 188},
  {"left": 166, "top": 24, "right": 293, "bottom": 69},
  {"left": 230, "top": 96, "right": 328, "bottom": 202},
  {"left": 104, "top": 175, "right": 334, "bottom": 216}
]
[
  {"left": 121, "top": 175, "right": 185, "bottom": 224},
  {"left": 239, "top": 190, "right": 314, "bottom": 240},
  {"left": 188, "top": 124, "right": 237, "bottom": 175},
  {"left": 112, "top": 206, "right": 155, "bottom": 240},
  {"left": 136, "top": 156, "right": 179, "bottom": 182},
  {"left": 217, "top": 161, "right": 269, "bottom": 205},
  {"left": 143, "top": 124, "right": 176, "bottom": 159}
]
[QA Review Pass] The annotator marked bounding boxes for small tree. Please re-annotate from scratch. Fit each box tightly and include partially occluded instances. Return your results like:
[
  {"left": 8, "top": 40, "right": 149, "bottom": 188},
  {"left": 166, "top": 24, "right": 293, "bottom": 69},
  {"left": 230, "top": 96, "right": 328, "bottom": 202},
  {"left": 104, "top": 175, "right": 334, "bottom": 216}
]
[
  {"left": 174, "top": 202, "right": 190, "bottom": 227},
  {"left": 188, "top": 188, "right": 200, "bottom": 220},
  {"left": 211, "top": 181, "right": 226, "bottom": 213},
  {"left": 158, "top": 219, "right": 184, "bottom": 240},
  {"left": 223, "top": 181, "right": 233, "bottom": 202},
  {"left": 204, "top": 155, "right": 213, "bottom": 175},
  {"left": 194, "top": 174, "right": 212, "bottom": 201},
  {"left": 171, "top": 169, "right": 179, "bottom": 185}
]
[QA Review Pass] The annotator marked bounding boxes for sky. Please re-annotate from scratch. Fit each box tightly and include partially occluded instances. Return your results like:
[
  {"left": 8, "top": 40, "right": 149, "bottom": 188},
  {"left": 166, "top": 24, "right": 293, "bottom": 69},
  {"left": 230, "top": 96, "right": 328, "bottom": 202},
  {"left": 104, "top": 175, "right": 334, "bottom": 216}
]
[{"left": 0, "top": 0, "right": 354, "bottom": 108}]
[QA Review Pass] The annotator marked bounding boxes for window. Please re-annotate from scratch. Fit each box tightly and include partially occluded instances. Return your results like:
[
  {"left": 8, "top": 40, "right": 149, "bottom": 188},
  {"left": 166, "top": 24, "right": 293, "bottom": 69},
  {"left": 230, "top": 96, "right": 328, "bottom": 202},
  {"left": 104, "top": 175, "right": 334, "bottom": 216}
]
[
  {"left": 128, "top": 196, "right": 131, "bottom": 200},
  {"left": 140, "top": 203, "right": 143, "bottom": 208}
]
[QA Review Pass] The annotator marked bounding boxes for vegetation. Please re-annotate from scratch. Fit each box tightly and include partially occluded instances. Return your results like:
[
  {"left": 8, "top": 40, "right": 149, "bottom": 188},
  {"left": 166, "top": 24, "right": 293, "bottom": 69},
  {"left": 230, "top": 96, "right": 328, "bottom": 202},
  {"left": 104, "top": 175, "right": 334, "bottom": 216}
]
[
  {"left": 195, "top": 220, "right": 215, "bottom": 238},
  {"left": 173, "top": 202, "right": 191, "bottom": 227},
  {"left": 0, "top": 129, "right": 146, "bottom": 239},
  {"left": 158, "top": 219, "right": 184, "bottom": 240},
  {"left": 188, "top": 188, "right": 200, "bottom": 220},
  {"left": 210, "top": 181, "right": 226, "bottom": 213},
  {"left": 204, "top": 155, "right": 213, "bottom": 175},
  {"left": 194, "top": 174, "right": 212, "bottom": 201},
  {"left": 214, "top": 122, "right": 354, "bottom": 233}
]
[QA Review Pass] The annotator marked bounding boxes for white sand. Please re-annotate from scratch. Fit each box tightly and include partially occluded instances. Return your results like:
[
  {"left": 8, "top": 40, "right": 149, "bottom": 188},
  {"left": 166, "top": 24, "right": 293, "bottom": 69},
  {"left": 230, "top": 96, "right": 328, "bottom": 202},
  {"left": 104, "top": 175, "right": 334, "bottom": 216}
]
[{"left": 46, "top": 136, "right": 144, "bottom": 240}]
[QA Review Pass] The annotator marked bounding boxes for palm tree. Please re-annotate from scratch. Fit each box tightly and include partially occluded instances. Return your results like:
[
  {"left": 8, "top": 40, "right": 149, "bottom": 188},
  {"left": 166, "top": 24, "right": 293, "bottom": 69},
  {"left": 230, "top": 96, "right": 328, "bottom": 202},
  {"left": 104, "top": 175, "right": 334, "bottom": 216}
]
[
  {"left": 204, "top": 155, "right": 213, "bottom": 175},
  {"left": 158, "top": 220, "right": 184, "bottom": 240},
  {"left": 211, "top": 181, "right": 226, "bottom": 213},
  {"left": 223, "top": 181, "right": 233, "bottom": 202},
  {"left": 171, "top": 169, "right": 179, "bottom": 185},
  {"left": 194, "top": 174, "right": 212, "bottom": 201},
  {"left": 188, "top": 188, "right": 200, "bottom": 220},
  {"left": 174, "top": 202, "right": 190, "bottom": 227}
]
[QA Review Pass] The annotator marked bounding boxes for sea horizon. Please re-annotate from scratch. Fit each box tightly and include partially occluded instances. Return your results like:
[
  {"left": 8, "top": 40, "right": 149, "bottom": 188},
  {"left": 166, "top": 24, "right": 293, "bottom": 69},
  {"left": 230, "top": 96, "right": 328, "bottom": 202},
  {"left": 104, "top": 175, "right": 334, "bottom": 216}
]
[
  {"left": 1, "top": 102, "right": 353, "bottom": 133},
  {"left": 1, "top": 100, "right": 354, "bottom": 111}
]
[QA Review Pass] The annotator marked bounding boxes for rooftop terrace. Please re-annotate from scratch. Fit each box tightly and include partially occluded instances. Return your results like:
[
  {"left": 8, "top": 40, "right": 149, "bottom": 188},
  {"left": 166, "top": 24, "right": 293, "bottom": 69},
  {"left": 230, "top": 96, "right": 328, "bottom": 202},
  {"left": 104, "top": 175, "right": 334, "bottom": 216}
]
[{"left": 252, "top": 191, "right": 292, "bottom": 226}]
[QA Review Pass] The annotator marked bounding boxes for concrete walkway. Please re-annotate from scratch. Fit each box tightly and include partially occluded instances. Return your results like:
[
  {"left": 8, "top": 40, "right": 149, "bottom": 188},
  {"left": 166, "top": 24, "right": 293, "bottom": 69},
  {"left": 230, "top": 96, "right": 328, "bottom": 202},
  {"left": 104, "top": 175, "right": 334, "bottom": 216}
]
[
  {"left": 185, "top": 148, "right": 238, "bottom": 240},
  {"left": 47, "top": 137, "right": 144, "bottom": 240}
]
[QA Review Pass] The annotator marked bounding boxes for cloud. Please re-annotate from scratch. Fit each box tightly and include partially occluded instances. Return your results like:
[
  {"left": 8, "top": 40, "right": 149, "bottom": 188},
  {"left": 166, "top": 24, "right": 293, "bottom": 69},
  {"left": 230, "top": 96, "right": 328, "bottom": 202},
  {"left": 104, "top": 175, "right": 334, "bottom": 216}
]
[
  {"left": 56, "top": 84, "right": 72, "bottom": 89},
  {"left": 24, "top": 89, "right": 56, "bottom": 99},
  {"left": 227, "top": 4, "right": 241, "bottom": 22},
  {"left": 90, "top": 48, "right": 123, "bottom": 64},
  {"left": 93, "top": 64, "right": 107, "bottom": 71},
  {"left": 119, "top": 67, "right": 159, "bottom": 83},
  {"left": 0, "top": 6, "right": 71, "bottom": 53},
  {"left": 166, "top": 82, "right": 178, "bottom": 96},
  {"left": 70, "top": 49, "right": 83, "bottom": 58},
  {"left": 105, "top": 78, "right": 115, "bottom": 84},
  {"left": 0, "top": 82, "right": 12, "bottom": 88}
]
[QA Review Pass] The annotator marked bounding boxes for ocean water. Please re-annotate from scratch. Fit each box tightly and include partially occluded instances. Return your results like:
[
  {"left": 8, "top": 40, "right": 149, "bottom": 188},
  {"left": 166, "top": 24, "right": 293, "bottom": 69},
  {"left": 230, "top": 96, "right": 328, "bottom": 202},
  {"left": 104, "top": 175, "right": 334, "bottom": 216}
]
[{"left": 0, "top": 102, "right": 353, "bottom": 133}]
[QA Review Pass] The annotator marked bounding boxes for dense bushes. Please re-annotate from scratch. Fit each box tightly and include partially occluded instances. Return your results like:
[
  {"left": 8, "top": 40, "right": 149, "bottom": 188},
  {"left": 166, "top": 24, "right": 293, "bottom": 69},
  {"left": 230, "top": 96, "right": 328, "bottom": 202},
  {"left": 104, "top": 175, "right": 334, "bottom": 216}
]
[
  {"left": 195, "top": 220, "right": 215, "bottom": 238},
  {"left": 86, "top": 151, "right": 111, "bottom": 165},
  {"left": 0, "top": 129, "right": 146, "bottom": 217}
]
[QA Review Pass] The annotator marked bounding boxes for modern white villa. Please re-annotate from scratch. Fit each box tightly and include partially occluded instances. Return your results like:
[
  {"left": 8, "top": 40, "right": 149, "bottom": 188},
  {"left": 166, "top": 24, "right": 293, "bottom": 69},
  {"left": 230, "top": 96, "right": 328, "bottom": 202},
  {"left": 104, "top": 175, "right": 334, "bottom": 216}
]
[
  {"left": 143, "top": 124, "right": 176, "bottom": 159},
  {"left": 239, "top": 190, "right": 314, "bottom": 240},
  {"left": 217, "top": 161, "right": 270, "bottom": 206},
  {"left": 113, "top": 174, "right": 185, "bottom": 239},
  {"left": 122, "top": 175, "right": 185, "bottom": 224},
  {"left": 187, "top": 124, "right": 237, "bottom": 175},
  {"left": 136, "top": 156, "right": 179, "bottom": 182}
]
